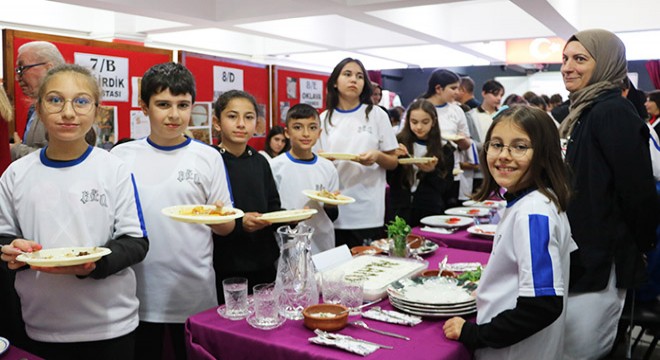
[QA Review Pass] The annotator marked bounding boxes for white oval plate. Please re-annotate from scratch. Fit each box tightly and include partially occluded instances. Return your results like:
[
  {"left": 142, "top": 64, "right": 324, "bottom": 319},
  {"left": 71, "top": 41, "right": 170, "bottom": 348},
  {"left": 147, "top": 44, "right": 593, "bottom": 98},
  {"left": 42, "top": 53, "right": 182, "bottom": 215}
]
[
  {"left": 442, "top": 134, "right": 465, "bottom": 142},
  {"left": 16, "top": 247, "right": 111, "bottom": 267},
  {"left": 445, "top": 207, "right": 490, "bottom": 217},
  {"left": 0, "top": 336, "right": 8, "bottom": 356},
  {"left": 467, "top": 224, "right": 497, "bottom": 238},
  {"left": 419, "top": 215, "right": 473, "bottom": 228},
  {"left": 302, "top": 190, "right": 355, "bottom": 205},
  {"left": 259, "top": 209, "right": 318, "bottom": 223},
  {"left": 162, "top": 205, "right": 244, "bottom": 224},
  {"left": 398, "top": 157, "right": 434, "bottom": 165},
  {"left": 318, "top": 152, "right": 359, "bottom": 161},
  {"left": 462, "top": 200, "right": 506, "bottom": 209}
]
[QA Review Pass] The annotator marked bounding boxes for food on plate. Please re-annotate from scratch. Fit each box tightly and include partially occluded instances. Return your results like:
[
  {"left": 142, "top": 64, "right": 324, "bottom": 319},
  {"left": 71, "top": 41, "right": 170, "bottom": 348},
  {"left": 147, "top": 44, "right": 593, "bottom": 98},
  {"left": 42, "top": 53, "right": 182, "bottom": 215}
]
[
  {"left": 467, "top": 209, "right": 481, "bottom": 215},
  {"left": 457, "top": 267, "right": 482, "bottom": 282},
  {"left": 317, "top": 189, "right": 339, "bottom": 200},
  {"left": 473, "top": 227, "right": 495, "bottom": 236},
  {"left": 179, "top": 206, "right": 236, "bottom": 216},
  {"left": 445, "top": 217, "right": 462, "bottom": 224}
]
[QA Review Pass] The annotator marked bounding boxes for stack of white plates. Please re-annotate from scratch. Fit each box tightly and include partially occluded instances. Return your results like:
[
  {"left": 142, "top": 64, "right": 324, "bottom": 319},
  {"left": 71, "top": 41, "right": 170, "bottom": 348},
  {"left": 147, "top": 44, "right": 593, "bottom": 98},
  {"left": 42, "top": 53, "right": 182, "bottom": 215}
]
[{"left": 386, "top": 276, "right": 476, "bottom": 317}]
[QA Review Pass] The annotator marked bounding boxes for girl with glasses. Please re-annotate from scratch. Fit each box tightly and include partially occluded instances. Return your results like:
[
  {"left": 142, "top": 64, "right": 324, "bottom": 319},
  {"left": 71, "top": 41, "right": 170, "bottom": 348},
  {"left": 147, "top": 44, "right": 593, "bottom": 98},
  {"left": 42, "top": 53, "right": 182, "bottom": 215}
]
[
  {"left": 0, "top": 64, "right": 148, "bottom": 360},
  {"left": 444, "top": 106, "right": 575, "bottom": 360}
]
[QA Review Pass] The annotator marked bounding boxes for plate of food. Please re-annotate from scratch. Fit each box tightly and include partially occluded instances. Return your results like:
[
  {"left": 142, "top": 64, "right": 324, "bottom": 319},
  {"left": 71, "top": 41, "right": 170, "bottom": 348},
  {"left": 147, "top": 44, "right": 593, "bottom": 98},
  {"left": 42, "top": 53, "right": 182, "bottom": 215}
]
[
  {"left": 462, "top": 200, "right": 506, "bottom": 209},
  {"left": 442, "top": 134, "right": 465, "bottom": 142},
  {"left": 398, "top": 157, "right": 435, "bottom": 165},
  {"left": 467, "top": 224, "right": 497, "bottom": 238},
  {"left": 162, "top": 205, "right": 244, "bottom": 224},
  {"left": 420, "top": 215, "right": 473, "bottom": 228},
  {"left": 318, "top": 152, "right": 359, "bottom": 161},
  {"left": 16, "top": 246, "right": 112, "bottom": 267},
  {"left": 445, "top": 207, "right": 490, "bottom": 217},
  {"left": 259, "top": 209, "right": 318, "bottom": 223},
  {"left": 302, "top": 189, "right": 355, "bottom": 205},
  {"left": 369, "top": 239, "right": 439, "bottom": 256}
]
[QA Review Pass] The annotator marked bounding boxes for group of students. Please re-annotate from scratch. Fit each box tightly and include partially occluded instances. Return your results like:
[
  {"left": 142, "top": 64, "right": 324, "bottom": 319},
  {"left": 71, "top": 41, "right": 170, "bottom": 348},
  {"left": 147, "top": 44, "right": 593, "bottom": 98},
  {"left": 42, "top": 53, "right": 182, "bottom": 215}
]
[{"left": 0, "top": 27, "right": 658, "bottom": 360}]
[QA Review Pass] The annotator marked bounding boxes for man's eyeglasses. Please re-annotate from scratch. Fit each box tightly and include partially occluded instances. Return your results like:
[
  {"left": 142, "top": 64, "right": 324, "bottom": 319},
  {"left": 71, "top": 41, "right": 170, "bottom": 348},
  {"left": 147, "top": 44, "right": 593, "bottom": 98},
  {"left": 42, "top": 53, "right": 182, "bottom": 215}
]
[
  {"left": 15, "top": 62, "right": 47, "bottom": 76},
  {"left": 485, "top": 141, "right": 532, "bottom": 158},
  {"left": 41, "top": 94, "right": 97, "bottom": 115}
]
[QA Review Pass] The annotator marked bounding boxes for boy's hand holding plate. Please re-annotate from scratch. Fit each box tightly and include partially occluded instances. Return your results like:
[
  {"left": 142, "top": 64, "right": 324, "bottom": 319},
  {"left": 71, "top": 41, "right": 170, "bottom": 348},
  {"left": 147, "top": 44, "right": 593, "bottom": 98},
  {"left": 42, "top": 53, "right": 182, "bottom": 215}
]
[{"left": 303, "top": 190, "right": 355, "bottom": 205}]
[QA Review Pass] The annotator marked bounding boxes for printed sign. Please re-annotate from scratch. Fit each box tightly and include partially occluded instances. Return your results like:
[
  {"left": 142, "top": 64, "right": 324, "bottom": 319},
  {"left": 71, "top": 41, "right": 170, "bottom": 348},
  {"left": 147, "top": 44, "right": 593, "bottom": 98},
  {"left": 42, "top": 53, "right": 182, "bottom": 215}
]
[
  {"left": 300, "top": 78, "right": 323, "bottom": 108},
  {"left": 75, "top": 53, "right": 129, "bottom": 102},
  {"left": 213, "top": 66, "right": 244, "bottom": 93}
]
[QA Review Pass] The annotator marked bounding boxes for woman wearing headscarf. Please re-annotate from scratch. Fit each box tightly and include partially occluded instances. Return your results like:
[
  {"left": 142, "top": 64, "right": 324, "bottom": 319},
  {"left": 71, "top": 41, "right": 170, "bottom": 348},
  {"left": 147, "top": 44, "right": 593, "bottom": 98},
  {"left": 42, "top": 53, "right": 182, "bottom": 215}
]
[{"left": 559, "top": 29, "right": 659, "bottom": 359}]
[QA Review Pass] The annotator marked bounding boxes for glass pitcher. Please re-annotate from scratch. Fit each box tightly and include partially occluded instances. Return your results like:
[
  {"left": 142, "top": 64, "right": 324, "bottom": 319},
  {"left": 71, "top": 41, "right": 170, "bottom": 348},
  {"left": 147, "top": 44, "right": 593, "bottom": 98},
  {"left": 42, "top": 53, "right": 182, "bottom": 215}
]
[{"left": 274, "top": 223, "right": 319, "bottom": 320}]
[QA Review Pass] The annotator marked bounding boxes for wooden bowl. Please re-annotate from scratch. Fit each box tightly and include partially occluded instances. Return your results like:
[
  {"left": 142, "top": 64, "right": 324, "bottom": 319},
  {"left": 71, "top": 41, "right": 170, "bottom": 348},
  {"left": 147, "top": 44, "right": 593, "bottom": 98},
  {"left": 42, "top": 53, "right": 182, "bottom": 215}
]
[
  {"left": 303, "top": 304, "right": 349, "bottom": 332},
  {"left": 420, "top": 269, "right": 457, "bottom": 278},
  {"left": 350, "top": 245, "right": 383, "bottom": 256},
  {"left": 406, "top": 234, "right": 424, "bottom": 249}
]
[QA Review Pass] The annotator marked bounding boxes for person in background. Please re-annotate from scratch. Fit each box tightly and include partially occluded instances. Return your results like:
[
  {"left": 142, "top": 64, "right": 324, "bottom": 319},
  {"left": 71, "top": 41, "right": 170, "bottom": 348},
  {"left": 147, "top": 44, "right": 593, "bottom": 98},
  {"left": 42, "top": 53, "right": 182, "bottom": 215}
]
[
  {"left": 0, "top": 64, "right": 148, "bottom": 360},
  {"left": 388, "top": 108, "right": 402, "bottom": 133},
  {"left": 549, "top": 94, "right": 563, "bottom": 112},
  {"left": 270, "top": 103, "right": 339, "bottom": 254},
  {"left": 316, "top": 58, "right": 398, "bottom": 248},
  {"left": 112, "top": 62, "right": 234, "bottom": 360},
  {"left": 422, "top": 69, "right": 474, "bottom": 205},
  {"left": 646, "top": 90, "right": 660, "bottom": 138},
  {"left": 11, "top": 41, "right": 65, "bottom": 160},
  {"left": 387, "top": 99, "right": 454, "bottom": 226},
  {"left": 458, "top": 76, "right": 480, "bottom": 109},
  {"left": 371, "top": 82, "right": 382, "bottom": 106},
  {"left": 558, "top": 29, "right": 659, "bottom": 360},
  {"left": 471, "top": 79, "right": 505, "bottom": 140},
  {"left": 503, "top": 94, "right": 528, "bottom": 107},
  {"left": 0, "top": 86, "right": 13, "bottom": 173},
  {"left": 259, "top": 125, "right": 289, "bottom": 161},
  {"left": 213, "top": 90, "right": 282, "bottom": 295}
]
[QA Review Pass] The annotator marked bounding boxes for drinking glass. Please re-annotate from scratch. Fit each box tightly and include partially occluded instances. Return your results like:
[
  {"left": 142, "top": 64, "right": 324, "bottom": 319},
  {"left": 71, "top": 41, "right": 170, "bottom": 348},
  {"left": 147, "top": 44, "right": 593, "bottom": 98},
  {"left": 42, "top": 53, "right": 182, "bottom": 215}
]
[
  {"left": 222, "top": 277, "right": 249, "bottom": 320},
  {"left": 253, "top": 283, "right": 279, "bottom": 327},
  {"left": 340, "top": 275, "right": 365, "bottom": 315},
  {"left": 321, "top": 269, "right": 344, "bottom": 304}
]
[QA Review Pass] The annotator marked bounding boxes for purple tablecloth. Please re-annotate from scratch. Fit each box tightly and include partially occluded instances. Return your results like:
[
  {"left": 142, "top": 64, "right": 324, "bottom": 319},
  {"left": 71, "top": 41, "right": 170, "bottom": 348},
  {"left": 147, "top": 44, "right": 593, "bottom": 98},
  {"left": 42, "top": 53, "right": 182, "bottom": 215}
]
[
  {"left": 2, "top": 345, "right": 44, "bottom": 360},
  {"left": 413, "top": 227, "right": 493, "bottom": 253},
  {"left": 186, "top": 248, "right": 489, "bottom": 360}
]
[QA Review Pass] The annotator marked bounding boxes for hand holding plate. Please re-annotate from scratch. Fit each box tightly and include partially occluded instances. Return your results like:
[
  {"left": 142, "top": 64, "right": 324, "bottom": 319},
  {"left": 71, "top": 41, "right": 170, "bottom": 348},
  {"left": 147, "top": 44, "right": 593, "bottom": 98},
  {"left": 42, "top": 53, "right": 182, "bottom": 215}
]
[
  {"left": 417, "top": 157, "right": 438, "bottom": 172},
  {"left": 32, "top": 262, "right": 96, "bottom": 276},
  {"left": 244, "top": 212, "right": 272, "bottom": 232},
  {"left": 1, "top": 239, "right": 41, "bottom": 270},
  {"left": 442, "top": 316, "right": 466, "bottom": 340},
  {"left": 357, "top": 150, "right": 379, "bottom": 166}
]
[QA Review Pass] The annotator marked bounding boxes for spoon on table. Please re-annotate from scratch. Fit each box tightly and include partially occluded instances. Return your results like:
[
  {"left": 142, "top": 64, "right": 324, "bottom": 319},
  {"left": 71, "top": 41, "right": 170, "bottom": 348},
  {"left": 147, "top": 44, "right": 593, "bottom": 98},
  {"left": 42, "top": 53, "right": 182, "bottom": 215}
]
[{"left": 350, "top": 320, "right": 410, "bottom": 340}]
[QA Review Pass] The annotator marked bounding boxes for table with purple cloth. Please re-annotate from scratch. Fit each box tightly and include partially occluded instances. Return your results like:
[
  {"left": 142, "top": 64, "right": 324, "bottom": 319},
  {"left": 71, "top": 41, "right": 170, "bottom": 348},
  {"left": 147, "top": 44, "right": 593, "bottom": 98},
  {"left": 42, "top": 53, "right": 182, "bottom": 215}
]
[
  {"left": 412, "top": 227, "right": 493, "bottom": 253},
  {"left": 185, "top": 247, "right": 489, "bottom": 360},
  {"left": 2, "top": 345, "right": 44, "bottom": 360}
]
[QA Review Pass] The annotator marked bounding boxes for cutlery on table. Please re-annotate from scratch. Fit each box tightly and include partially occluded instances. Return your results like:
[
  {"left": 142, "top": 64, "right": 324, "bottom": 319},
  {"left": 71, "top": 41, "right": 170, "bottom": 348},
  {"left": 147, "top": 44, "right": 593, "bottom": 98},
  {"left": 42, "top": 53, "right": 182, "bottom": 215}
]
[{"left": 350, "top": 320, "right": 410, "bottom": 340}]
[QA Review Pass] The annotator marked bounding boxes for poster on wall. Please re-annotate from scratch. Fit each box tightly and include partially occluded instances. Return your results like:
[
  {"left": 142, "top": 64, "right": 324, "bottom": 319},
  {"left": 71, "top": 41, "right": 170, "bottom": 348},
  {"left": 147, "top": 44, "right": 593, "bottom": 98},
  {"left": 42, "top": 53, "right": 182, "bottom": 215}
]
[
  {"left": 299, "top": 78, "right": 323, "bottom": 108},
  {"left": 189, "top": 102, "right": 213, "bottom": 144},
  {"left": 286, "top": 77, "right": 297, "bottom": 99},
  {"left": 131, "top": 77, "right": 142, "bottom": 107},
  {"left": 130, "top": 110, "right": 150, "bottom": 139},
  {"left": 75, "top": 53, "right": 129, "bottom": 102},
  {"left": 213, "top": 66, "right": 244, "bottom": 100},
  {"left": 95, "top": 105, "right": 117, "bottom": 149}
]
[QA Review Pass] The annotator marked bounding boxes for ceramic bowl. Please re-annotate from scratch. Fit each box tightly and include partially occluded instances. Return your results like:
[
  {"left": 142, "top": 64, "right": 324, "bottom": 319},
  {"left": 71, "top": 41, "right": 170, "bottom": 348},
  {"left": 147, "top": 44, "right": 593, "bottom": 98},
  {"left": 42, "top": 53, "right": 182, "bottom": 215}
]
[
  {"left": 303, "top": 304, "right": 349, "bottom": 332},
  {"left": 420, "top": 269, "right": 457, "bottom": 278},
  {"left": 350, "top": 245, "right": 383, "bottom": 256},
  {"left": 406, "top": 234, "right": 424, "bottom": 249}
]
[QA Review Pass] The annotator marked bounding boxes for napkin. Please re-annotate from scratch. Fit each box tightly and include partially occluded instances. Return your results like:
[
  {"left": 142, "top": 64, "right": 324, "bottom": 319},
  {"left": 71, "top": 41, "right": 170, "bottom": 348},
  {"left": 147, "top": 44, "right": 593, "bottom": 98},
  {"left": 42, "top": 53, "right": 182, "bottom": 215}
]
[
  {"left": 309, "top": 330, "right": 380, "bottom": 356},
  {"left": 361, "top": 307, "right": 422, "bottom": 326},
  {"left": 420, "top": 226, "right": 455, "bottom": 234}
]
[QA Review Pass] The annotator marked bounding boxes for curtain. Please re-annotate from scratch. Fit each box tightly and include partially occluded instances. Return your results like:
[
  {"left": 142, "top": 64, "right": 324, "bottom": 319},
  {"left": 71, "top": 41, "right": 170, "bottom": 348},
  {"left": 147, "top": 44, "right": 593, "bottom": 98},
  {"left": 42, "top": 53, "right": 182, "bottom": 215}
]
[
  {"left": 367, "top": 70, "right": 382, "bottom": 85},
  {"left": 646, "top": 60, "right": 660, "bottom": 90}
]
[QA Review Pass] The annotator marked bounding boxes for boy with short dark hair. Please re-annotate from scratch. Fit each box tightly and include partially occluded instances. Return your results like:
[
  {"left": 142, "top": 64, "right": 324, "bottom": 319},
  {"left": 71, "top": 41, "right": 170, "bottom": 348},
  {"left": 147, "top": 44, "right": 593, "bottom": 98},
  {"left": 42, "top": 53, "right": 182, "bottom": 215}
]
[
  {"left": 111, "top": 62, "right": 234, "bottom": 360},
  {"left": 270, "top": 103, "right": 339, "bottom": 253}
]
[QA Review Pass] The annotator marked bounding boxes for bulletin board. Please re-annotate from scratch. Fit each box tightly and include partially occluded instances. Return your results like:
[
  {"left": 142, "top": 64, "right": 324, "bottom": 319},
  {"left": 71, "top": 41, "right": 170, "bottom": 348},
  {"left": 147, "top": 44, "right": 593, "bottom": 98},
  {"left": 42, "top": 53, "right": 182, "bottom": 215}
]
[
  {"left": 179, "top": 51, "right": 270, "bottom": 148},
  {"left": 3, "top": 29, "right": 173, "bottom": 142},
  {"left": 272, "top": 65, "right": 328, "bottom": 127}
]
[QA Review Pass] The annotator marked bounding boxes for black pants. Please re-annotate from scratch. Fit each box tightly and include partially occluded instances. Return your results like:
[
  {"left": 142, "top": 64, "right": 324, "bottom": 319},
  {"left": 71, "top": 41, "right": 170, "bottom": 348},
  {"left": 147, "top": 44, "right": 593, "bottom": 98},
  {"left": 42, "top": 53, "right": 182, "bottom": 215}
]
[
  {"left": 335, "top": 227, "right": 385, "bottom": 249},
  {"left": 135, "top": 321, "right": 186, "bottom": 360},
  {"left": 29, "top": 330, "right": 135, "bottom": 360}
]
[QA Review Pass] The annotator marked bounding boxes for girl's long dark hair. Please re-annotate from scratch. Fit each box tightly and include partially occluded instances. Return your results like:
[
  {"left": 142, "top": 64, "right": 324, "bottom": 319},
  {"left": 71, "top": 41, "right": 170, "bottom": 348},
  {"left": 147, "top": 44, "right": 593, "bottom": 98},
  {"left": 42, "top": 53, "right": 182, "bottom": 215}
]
[
  {"left": 473, "top": 106, "right": 571, "bottom": 211},
  {"left": 324, "top": 58, "right": 374, "bottom": 127},
  {"left": 422, "top": 69, "right": 460, "bottom": 99},
  {"left": 263, "top": 125, "right": 289, "bottom": 157},
  {"left": 397, "top": 99, "right": 447, "bottom": 187}
]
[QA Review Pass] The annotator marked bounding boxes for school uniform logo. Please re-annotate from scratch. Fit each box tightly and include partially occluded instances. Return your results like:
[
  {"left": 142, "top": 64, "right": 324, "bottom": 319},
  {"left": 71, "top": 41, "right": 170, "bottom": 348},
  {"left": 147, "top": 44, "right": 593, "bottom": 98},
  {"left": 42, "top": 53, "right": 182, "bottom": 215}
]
[
  {"left": 80, "top": 189, "right": 108, "bottom": 207},
  {"left": 357, "top": 125, "right": 373, "bottom": 134},
  {"left": 177, "top": 169, "right": 201, "bottom": 184}
]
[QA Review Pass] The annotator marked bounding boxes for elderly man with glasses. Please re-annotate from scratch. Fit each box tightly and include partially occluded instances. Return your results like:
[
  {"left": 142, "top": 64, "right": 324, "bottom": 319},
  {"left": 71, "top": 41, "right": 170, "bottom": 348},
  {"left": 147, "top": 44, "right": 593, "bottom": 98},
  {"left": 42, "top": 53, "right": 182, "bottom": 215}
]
[{"left": 10, "top": 41, "right": 65, "bottom": 160}]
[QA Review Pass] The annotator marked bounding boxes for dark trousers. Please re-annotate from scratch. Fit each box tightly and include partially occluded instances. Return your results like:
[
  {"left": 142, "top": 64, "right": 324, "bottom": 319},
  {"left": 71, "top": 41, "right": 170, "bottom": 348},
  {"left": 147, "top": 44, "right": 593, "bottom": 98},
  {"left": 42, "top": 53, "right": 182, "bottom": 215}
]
[
  {"left": 29, "top": 330, "right": 136, "bottom": 360},
  {"left": 135, "top": 321, "right": 186, "bottom": 360},
  {"left": 335, "top": 227, "right": 385, "bottom": 249}
]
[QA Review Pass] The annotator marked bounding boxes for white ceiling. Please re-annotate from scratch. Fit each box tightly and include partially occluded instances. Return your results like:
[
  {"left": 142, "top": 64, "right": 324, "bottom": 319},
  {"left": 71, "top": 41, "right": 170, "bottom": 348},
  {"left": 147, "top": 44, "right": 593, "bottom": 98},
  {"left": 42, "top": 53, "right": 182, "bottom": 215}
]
[{"left": 1, "top": 0, "right": 660, "bottom": 73}]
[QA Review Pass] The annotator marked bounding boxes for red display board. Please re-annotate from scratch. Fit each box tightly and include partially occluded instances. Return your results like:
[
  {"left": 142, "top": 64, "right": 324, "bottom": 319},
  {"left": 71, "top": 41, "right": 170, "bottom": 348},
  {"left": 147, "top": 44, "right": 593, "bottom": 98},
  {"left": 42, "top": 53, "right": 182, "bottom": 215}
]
[
  {"left": 3, "top": 29, "right": 173, "bottom": 141},
  {"left": 179, "top": 51, "right": 270, "bottom": 148},
  {"left": 272, "top": 66, "right": 328, "bottom": 127}
]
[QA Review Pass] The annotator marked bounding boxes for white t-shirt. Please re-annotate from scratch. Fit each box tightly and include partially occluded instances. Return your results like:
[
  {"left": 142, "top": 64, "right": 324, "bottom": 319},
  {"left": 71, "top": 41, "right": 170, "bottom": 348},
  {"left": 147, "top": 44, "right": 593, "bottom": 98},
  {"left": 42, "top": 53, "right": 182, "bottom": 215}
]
[
  {"left": 435, "top": 103, "right": 474, "bottom": 199},
  {"left": 0, "top": 146, "right": 146, "bottom": 342},
  {"left": 469, "top": 108, "right": 494, "bottom": 143},
  {"left": 270, "top": 152, "right": 339, "bottom": 253},
  {"left": 317, "top": 104, "right": 398, "bottom": 229},
  {"left": 111, "top": 137, "right": 232, "bottom": 323},
  {"left": 647, "top": 123, "right": 660, "bottom": 181},
  {"left": 475, "top": 190, "right": 576, "bottom": 360}
]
